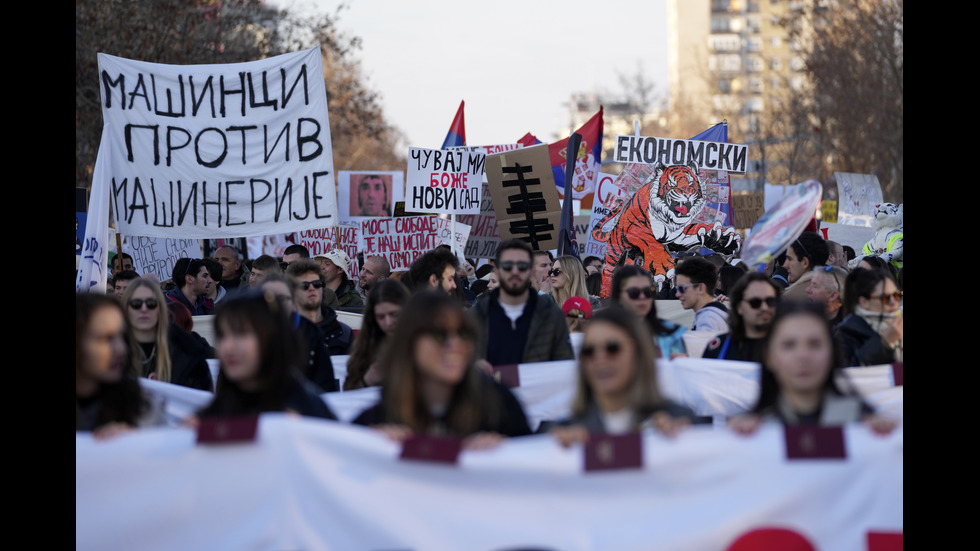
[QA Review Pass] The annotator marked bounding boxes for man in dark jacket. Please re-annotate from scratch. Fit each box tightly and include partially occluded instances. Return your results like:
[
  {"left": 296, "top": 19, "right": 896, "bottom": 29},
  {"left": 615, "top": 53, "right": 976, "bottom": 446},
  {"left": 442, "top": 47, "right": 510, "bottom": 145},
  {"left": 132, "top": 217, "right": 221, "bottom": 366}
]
[{"left": 470, "top": 239, "right": 573, "bottom": 366}]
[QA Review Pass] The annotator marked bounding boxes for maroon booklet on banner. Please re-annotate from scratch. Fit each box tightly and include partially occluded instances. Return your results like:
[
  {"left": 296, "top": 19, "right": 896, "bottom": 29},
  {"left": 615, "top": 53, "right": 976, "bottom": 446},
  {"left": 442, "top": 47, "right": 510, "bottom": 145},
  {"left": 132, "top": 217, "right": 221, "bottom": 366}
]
[
  {"left": 584, "top": 433, "right": 643, "bottom": 472},
  {"left": 491, "top": 363, "right": 521, "bottom": 388},
  {"left": 891, "top": 362, "right": 903, "bottom": 386},
  {"left": 400, "top": 435, "right": 462, "bottom": 465},
  {"left": 783, "top": 425, "right": 846, "bottom": 460},
  {"left": 196, "top": 415, "right": 259, "bottom": 445}
]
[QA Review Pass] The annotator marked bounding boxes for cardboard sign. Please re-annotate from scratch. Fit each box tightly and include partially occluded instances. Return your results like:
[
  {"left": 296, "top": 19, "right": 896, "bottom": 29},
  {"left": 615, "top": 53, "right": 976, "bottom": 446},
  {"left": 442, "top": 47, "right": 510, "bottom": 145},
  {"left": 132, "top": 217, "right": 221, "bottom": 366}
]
[
  {"left": 486, "top": 144, "right": 561, "bottom": 251},
  {"left": 338, "top": 171, "right": 404, "bottom": 221},
  {"left": 732, "top": 191, "right": 765, "bottom": 230},
  {"left": 613, "top": 135, "right": 748, "bottom": 173},
  {"left": 407, "top": 147, "right": 486, "bottom": 215},
  {"left": 99, "top": 47, "right": 337, "bottom": 238}
]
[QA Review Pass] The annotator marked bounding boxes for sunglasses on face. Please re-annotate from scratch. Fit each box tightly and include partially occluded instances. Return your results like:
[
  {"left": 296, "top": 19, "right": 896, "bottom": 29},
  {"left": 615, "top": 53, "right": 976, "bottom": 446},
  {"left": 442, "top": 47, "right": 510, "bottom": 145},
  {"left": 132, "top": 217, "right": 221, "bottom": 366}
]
[
  {"left": 675, "top": 283, "right": 699, "bottom": 294},
  {"left": 128, "top": 299, "right": 159, "bottom": 310},
  {"left": 624, "top": 286, "right": 655, "bottom": 299},
  {"left": 425, "top": 328, "right": 474, "bottom": 345},
  {"left": 580, "top": 340, "right": 625, "bottom": 360},
  {"left": 499, "top": 261, "right": 531, "bottom": 273},
  {"left": 299, "top": 280, "right": 325, "bottom": 290},
  {"left": 548, "top": 268, "right": 563, "bottom": 277},
  {"left": 869, "top": 291, "right": 902, "bottom": 304},
  {"left": 744, "top": 296, "right": 778, "bottom": 309}
]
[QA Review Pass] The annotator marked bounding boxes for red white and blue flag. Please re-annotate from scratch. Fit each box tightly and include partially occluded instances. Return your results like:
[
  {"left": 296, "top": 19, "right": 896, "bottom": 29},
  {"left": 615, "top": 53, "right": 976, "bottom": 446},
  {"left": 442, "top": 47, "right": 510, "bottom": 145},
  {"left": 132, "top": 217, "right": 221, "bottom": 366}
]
[{"left": 440, "top": 100, "right": 466, "bottom": 149}]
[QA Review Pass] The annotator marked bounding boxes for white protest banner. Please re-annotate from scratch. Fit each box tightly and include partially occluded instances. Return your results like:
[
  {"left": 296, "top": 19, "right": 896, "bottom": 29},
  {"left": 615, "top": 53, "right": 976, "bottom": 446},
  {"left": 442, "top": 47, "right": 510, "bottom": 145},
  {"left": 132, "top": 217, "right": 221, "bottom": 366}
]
[
  {"left": 77, "top": 417, "right": 903, "bottom": 551},
  {"left": 76, "top": 133, "right": 113, "bottom": 292},
  {"left": 406, "top": 147, "right": 485, "bottom": 215},
  {"left": 98, "top": 47, "right": 337, "bottom": 239},
  {"left": 123, "top": 236, "right": 201, "bottom": 281},
  {"left": 614, "top": 134, "right": 749, "bottom": 173},
  {"left": 434, "top": 217, "right": 471, "bottom": 259},
  {"left": 298, "top": 223, "right": 360, "bottom": 280},
  {"left": 359, "top": 216, "right": 441, "bottom": 271}
]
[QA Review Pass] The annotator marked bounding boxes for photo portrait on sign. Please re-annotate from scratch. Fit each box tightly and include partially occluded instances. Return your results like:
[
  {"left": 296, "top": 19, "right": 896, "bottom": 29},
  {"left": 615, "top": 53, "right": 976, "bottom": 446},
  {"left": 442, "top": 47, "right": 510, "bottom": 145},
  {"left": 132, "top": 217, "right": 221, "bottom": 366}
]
[{"left": 339, "top": 171, "right": 404, "bottom": 221}]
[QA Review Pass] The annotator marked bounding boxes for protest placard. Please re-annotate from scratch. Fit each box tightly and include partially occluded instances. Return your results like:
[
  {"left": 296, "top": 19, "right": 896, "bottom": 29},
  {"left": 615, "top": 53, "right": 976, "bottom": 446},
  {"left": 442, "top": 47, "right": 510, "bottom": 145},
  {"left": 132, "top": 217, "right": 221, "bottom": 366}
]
[
  {"left": 434, "top": 217, "right": 471, "bottom": 259},
  {"left": 359, "top": 216, "right": 442, "bottom": 271},
  {"left": 613, "top": 135, "right": 748, "bottom": 173},
  {"left": 122, "top": 236, "right": 201, "bottom": 281},
  {"left": 485, "top": 144, "right": 561, "bottom": 252},
  {"left": 457, "top": 182, "right": 500, "bottom": 259},
  {"left": 406, "top": 147, "right": 485, "bottom": 215},
  {"left": 732, "top": 191, "right": 765, "bottom": 230},
  {"left": 299, "top": 223, "right": 360, "bottom": 280},
  {"left": 97, "top": 47, "right": 336, "bottom": 239},
  {"left": 835, "top": 172, "right": 883, "bottom": 227},
  {"left": 338, "top": 171, "right": 404, "bottom": 221}
]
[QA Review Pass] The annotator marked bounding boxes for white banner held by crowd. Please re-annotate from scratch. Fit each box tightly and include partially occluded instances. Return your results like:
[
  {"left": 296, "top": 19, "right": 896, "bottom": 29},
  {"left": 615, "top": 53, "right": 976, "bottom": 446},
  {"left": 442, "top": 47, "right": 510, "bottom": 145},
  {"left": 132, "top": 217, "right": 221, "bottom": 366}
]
[{"left": 97, "top": 47, "right": 337, "bottom": 239}]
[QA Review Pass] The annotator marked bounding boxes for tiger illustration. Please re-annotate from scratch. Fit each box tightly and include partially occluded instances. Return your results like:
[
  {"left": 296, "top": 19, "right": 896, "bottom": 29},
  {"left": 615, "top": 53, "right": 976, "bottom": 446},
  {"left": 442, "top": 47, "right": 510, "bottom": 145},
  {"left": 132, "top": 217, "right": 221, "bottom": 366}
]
[{"left": 592, "top": 161, "right": 741, "bottom": 296}]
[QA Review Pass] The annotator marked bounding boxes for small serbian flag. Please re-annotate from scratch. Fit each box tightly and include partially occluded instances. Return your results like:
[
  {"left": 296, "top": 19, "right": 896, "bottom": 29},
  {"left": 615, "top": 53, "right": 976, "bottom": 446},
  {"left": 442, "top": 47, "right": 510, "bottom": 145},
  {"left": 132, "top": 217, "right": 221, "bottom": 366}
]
[
  {"left": 440, "top": 100, "right": 466, "bottom": 149},
  {"left": 550, "top": 107, "right": 603, "bottom": 202}
]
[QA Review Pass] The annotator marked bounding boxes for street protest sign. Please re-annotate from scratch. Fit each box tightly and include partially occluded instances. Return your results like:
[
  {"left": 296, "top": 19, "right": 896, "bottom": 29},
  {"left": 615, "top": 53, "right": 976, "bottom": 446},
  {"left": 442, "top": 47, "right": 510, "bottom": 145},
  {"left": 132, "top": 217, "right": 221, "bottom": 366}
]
[
  {"left": 613, "top": 135, "right": 748, "bottom": 173},
  {"left": 122, "top": 236, "right": 201, "bottom": 281},
  {"left": 835, "top": 172, "right": 883, "bottom": 227},
  {"left": 486, "top": 144, "right": 561, "bottom": 252},
  {"left": 97, "top": 47, "right": 337, "bottom": 239},
  {"left": 299, "top": 224, "right": 360, "bottom": 280},
  {"left": 458, "top": 181, "right": 501, "bottom": 259},
  {"left": 731, "top": 191, "right": 765, "bottom": 230},
  {"left": 435, "top": 217, "right": 471, "bottom": 259},
  {"left": 338, "top": 171, "right": 403, "bottom": 221},
  {"left": 741, "top": 180, "right": 822, "bottom": 269},
  {"left": 406, "top": 147, "right": 486, "bottom": 215},
  {"left": 359, "top": 216, "right": 468, "bottom": 271}
]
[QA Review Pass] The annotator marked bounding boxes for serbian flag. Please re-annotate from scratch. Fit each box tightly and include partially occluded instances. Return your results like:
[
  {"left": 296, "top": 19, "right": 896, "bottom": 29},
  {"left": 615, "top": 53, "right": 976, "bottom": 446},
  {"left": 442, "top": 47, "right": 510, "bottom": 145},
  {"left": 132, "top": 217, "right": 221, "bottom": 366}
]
[
  {"left": 440, "top": 100, "right": 466, "bottom": 149},
  {"left": 551, "top": 107, "right": 603, "bottom": 204},
  {"left": 690, "top": 121, "right": 734, "bottom": 226}
]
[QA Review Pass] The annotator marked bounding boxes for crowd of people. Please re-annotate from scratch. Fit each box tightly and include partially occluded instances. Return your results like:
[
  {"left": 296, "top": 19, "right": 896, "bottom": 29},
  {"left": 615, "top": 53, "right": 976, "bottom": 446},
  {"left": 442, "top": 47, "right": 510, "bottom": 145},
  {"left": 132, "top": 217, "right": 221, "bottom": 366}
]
[{"left": 78, "top": 230, "right": 903, "bottom": 445}]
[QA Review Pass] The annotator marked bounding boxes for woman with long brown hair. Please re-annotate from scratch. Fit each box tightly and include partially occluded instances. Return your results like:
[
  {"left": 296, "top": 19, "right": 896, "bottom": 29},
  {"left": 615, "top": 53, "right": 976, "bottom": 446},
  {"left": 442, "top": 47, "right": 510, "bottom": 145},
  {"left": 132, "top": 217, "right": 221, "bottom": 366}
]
[
  {"left": 353, "top": 291, "right": 530, "bottom": 446},
  {"left": 344, "top": 279, "right": 410, "bottom": 390}
]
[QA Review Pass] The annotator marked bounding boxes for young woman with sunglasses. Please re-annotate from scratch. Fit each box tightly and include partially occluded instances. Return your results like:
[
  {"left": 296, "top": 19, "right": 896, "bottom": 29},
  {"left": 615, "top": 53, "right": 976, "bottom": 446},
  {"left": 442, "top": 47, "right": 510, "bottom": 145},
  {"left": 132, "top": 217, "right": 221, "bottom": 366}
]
[
  {"left": 549, "top": 256, "right": 594, "bottom": 332},
  {"left": 197, "top": 291, "right": 336, "bottom": 420},
  {"left": 549, "top": 305, "right": 692, "bottom": 445},
  {"left": 345, "top": 279, "right": 410, "bottom": 390},
  {"left": 123, "top": 278, "right": 214, "bottom": 391},
  {"left": 354, "top": 291, "right": 531, "bottom": 448},
  {"left": 610, "top": 266, "right": 687, "bottom": 358},
  {"left": 730, "top": 302, "right": 895, "bottom": 433},
  {"left": 76, "top": 293, "right": 158, "bottom": 435},
  {"left": 835, "top": 268, "right": 903, "bottom": 366}
]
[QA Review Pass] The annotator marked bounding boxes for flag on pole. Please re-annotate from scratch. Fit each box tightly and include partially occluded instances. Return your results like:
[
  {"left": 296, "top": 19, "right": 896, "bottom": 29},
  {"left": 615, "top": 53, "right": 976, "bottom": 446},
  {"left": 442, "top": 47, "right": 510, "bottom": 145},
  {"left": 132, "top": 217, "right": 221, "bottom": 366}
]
[
  {"left": 75, "top": 133, "right": 112, "bottom": 293},
  {"left": 690, "top": 121, "right": 734, "bottom": 226},
  {"left": 550, "top": 107, "right": 603, "bottom": 201},
  {"left": 440, "top": 100, "right": 466, "bottom": 149},
  {"left": 557, "top": 133, "right": 583, "bottom": 259}
]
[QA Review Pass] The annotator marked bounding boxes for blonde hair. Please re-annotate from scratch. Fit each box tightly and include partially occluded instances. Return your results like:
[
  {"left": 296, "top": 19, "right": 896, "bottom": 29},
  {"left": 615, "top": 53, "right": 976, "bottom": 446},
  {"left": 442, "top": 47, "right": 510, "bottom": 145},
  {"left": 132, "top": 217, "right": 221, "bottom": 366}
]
[
  {"left": 550, "top": 256, "right": 590, "bottom": 332},
  {"left": 122, "top": 278, "right": 174, "bottom": 383}
]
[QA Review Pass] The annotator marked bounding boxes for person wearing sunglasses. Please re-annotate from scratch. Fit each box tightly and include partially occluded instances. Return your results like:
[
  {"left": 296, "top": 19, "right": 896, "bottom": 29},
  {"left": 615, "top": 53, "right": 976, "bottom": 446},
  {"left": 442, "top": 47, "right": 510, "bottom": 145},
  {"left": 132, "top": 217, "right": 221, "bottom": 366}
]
[
  {"left": 703, "top": 273, "right": 781, "bottom": 363},
  {"left": 806, "top": 265, "right": 848, "bottom": 324},
  {"left": 122, "top": 278, "right": 214, "bottom": 391},
  {"left": 470, "top": 239, "right": 574, "bottom": 366},
  {"left": 354, "top": 291, "right": 530, "bottom": 447},
  {"left": 548, "top": 305, "right": 693, "bottom": 444},
  {"left": 673, "top": 257, "right": 729, "bottom": 334},
  {"left": 610, "top": 266, "right": 687, "bottom": 359},
  {"left": 835, "top": 268, "right": 903, "bottom": 366},
  {"left": 286, "top": 259, "right": 353, "bottom": 356}
]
